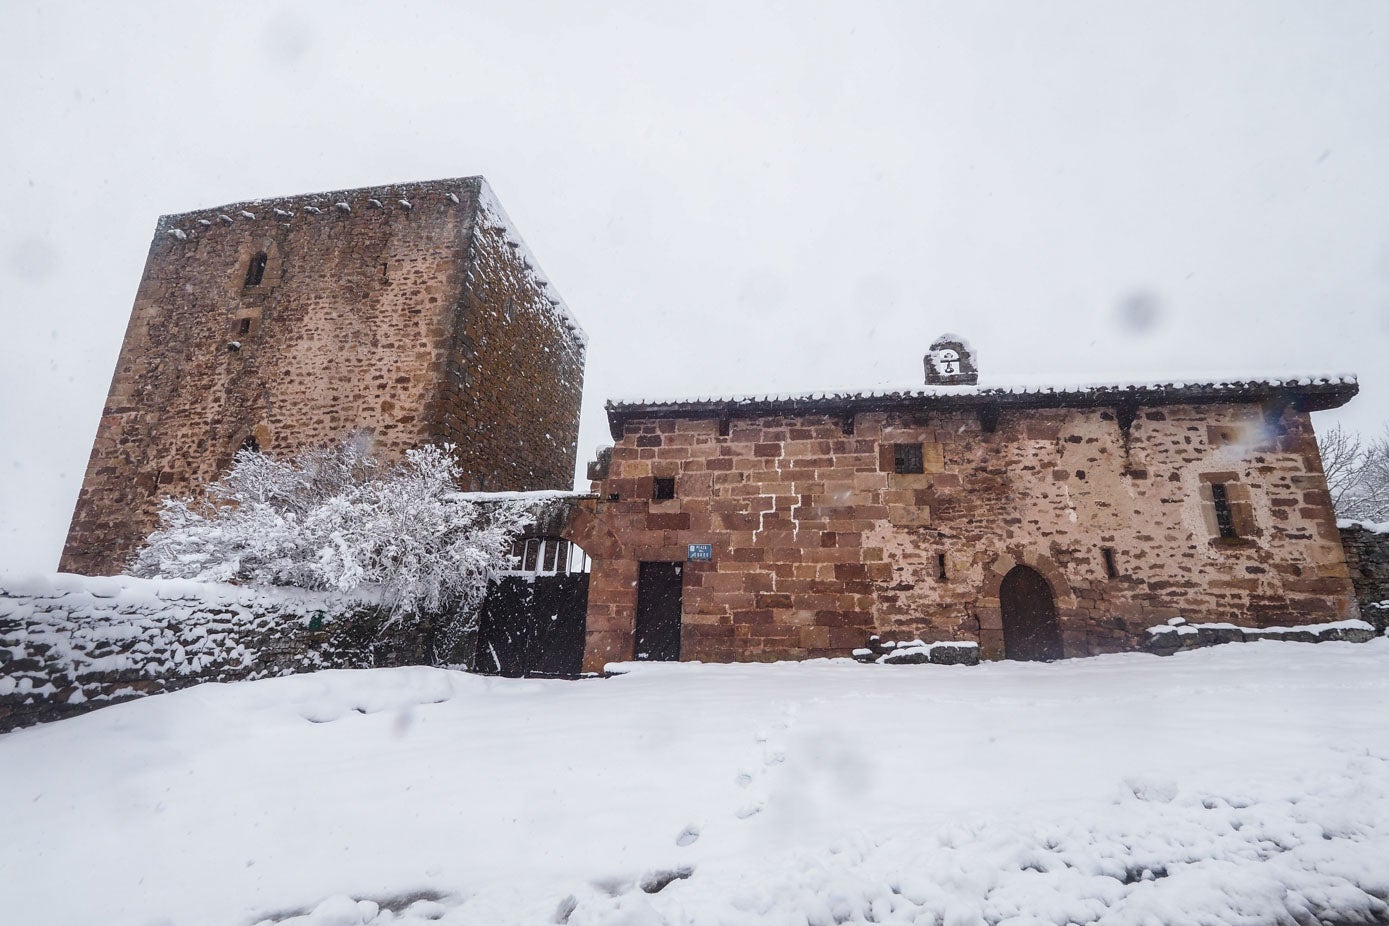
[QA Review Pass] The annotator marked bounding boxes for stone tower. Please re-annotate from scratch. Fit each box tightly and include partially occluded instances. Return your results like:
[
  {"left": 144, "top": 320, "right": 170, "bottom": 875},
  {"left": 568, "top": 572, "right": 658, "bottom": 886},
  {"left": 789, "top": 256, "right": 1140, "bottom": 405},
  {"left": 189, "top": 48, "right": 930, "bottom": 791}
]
[{"left": 61, "top": 177, "right": 587, "bottom": 576}]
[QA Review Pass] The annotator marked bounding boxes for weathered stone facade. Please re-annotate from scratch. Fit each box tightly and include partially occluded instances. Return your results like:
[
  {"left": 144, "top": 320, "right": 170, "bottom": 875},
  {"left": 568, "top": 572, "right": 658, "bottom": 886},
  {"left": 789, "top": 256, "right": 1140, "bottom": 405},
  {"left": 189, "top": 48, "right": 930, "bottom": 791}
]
[
  {"left": 61, "top": 177, "right": 585, "bottom": 576},
  {"left": 575, "top": 360, "right": 1360, "bottom": 671}
]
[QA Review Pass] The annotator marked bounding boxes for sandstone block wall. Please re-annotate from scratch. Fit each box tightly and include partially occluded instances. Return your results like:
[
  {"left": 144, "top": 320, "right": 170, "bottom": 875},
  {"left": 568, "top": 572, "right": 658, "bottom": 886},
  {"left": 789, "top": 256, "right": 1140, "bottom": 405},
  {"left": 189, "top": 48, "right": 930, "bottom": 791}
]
[
  {"left": 578, "top": 402, "right": 1357, "bottom": 669},
  {"left": 61, "top": 177, "right": 585, "bottom": 575}
]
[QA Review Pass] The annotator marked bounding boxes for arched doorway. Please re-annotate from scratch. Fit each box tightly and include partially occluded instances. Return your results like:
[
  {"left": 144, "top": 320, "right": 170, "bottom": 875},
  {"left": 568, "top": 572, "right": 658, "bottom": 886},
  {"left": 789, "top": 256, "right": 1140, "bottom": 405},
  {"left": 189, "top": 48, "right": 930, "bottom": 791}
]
[{"left": 1000, "top": 565, "right": 1063, "bottom": 661}]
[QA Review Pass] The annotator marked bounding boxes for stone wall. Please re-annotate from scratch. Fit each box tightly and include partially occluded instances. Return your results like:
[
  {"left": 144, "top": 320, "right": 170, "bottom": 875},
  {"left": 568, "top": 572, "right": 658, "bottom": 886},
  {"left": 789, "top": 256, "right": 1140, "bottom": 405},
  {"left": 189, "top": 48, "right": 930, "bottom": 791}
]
[
  {"left": 1142, "top": 617, "right": 1377, "bottom": 655},
  {"left": 0, "top": 574, "right": 417, "bottom": 733},
  {"left": 578, "top": 402, "right": 1356, "bottom": 669},
  {"left": 438, "top": 186, "right": 586, "bottom": 492},
  {"left": 1339, "top": 522, "right": 1389, "bottom": 632},
  {"left": 61, "top": 177, "right": 585, "bottom": 575}
]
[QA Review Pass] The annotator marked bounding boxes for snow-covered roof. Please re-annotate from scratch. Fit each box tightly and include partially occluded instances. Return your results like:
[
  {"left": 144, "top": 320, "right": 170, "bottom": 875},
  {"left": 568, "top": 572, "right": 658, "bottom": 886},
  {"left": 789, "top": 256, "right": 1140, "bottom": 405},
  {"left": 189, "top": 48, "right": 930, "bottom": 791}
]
[{"left": 606, "top": 373, "right": 1358, "bottom": 438}]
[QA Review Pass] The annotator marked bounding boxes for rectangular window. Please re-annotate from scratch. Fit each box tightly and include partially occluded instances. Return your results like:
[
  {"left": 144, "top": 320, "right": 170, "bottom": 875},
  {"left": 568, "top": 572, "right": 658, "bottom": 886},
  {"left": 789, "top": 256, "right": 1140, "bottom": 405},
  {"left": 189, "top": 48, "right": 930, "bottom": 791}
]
[
  {"left": 652, "top": 476, "right": 676, "bottom": 500},
  {"left": 244, "top": 252, "right": 268, "bottom": 288},
  {"left": 521, "top": 539, "right": 541, "bottom": 572},
  {"left": 936, "top": 552, "right": 948, "bottom": 580},
  {"left": 893, "top": 443, "right": 924, "bottom": 474},
  {"left": 1102, "top": 547, "right": 1119, "bottom": 578},
  {"left": 543, "top": 540, "right": 566, "bottom": 572},
  {"left": 1211, "top": 483, "right": 1237, "bottom": 538}
]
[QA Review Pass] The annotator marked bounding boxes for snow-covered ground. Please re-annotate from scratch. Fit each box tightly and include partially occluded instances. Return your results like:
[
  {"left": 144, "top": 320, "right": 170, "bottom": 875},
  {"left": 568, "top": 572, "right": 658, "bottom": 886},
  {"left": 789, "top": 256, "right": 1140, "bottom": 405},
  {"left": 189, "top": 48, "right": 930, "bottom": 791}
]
[{"left": 3, "top": 641, "right": 1388, "bottom": 926}]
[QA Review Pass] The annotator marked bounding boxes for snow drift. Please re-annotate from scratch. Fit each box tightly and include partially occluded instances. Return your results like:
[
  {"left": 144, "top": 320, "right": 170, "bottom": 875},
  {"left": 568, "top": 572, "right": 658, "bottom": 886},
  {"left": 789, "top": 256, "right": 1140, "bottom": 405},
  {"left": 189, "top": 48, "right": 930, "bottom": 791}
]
[{"left": 2, "top": 641, "right": 1387, "bottom": 925}]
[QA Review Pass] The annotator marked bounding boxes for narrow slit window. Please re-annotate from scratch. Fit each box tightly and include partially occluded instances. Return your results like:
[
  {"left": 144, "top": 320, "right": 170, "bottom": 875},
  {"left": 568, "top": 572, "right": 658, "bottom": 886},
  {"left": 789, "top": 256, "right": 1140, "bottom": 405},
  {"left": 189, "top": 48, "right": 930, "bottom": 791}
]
[
  {"left": 1102, "top": 547, "right": 1119, "bottom": 578},
  {"left": 238, "top": 317, "right": 252, "bottom": 336},
  {"left": 936, "top": 552, "right": 948, "bottom": 580},
  {"left": 244, "top": 252, "right": 268, "bottom": 287},
  {"left": 893, "top": 443, "right": 924, "bottom": 475},
  {"left": 1211, "top": 483, "right": 1237, "bottom": 538},
  {"left": 652, "top": 477, "right": 676, "bottom": 501}
]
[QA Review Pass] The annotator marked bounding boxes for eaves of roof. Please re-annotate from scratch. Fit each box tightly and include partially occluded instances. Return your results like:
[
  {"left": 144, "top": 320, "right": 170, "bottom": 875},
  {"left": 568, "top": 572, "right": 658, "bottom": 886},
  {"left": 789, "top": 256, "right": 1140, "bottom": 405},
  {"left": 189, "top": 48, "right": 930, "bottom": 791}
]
[{"left": 604, "top": 375, "right": 1357, "bottom": 440}]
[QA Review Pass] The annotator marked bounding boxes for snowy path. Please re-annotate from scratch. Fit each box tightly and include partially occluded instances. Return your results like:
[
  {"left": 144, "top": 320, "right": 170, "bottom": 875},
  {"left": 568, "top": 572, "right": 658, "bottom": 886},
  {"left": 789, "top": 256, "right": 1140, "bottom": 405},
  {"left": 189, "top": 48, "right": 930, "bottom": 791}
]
[{"left": 2, "top": 641, "right": 1387, "bottom": 925}]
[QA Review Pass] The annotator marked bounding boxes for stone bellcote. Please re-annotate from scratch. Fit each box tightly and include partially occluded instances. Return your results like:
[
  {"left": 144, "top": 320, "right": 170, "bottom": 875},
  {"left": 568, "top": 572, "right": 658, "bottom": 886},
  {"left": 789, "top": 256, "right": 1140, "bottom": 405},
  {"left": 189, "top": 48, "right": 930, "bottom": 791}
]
[{"left": 924, "top": 334, "right": 979, "bottom": 385}]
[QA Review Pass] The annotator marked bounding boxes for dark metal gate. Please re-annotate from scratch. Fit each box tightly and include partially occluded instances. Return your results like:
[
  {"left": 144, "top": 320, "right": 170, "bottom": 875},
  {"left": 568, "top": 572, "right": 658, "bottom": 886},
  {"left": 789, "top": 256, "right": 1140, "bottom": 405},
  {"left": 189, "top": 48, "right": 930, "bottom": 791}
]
[{"left": 475, "top": 538, "right": 590, "bottom": 677}]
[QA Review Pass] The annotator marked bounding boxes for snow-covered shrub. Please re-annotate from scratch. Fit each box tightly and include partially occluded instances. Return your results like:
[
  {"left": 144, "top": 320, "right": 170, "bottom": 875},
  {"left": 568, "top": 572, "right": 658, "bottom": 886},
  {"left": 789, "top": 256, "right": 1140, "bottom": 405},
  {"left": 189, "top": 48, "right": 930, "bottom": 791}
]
[{"left": 131, "top": 436, "right": 530, "bottom": 629}]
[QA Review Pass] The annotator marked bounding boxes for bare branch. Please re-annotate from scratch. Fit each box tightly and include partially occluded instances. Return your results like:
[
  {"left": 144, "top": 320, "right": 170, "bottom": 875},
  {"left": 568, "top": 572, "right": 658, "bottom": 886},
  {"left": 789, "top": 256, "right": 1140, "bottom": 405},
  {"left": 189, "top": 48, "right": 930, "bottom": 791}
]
[
  {"left": 1317, "top": 424, "right": 1363, "bottom": 514},
  {"left": 1318, "top": 422, "right": 1389, "bottom": 523}
]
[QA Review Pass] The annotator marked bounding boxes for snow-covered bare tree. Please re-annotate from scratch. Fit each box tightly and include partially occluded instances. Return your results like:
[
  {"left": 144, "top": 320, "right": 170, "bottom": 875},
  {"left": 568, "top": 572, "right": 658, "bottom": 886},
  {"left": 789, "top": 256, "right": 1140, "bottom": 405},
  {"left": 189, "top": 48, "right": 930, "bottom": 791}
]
[
  {"left": 132, "top": 436, "right": 531, "bottom": 629},
  {"left": 1319, "top": 424, "right": 1364, "bottom": 515},
  {"left": 1317, "top": 423, "right": 1389, "bottom": 522},
  {"left": 1351, "top": 430, "right": 1389, "bottom": 522}
]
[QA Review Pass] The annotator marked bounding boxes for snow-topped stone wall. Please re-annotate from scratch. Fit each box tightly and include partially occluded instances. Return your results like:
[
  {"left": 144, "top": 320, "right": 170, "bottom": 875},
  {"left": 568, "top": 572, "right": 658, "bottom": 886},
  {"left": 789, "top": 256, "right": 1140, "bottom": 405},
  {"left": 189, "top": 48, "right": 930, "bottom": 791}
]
[
  {"left": 1142, "top": 616, "right": 1377, "bottom": 655},
  {"left": 1339, "top": 521, "right": 1389, "bottom": 632},
  {"left": 0, "top": 574, "right": 405, "bottom": 732}
]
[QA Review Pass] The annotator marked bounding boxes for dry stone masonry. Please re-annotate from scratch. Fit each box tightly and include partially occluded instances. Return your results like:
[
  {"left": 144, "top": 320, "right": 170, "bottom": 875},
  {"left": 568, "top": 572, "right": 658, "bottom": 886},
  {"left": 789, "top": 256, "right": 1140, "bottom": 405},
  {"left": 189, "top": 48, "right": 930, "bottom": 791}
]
[
  {"left": 1338, "top": 521, "right": 1389, "bottom": 632},
  {"left": 61, "top": 177, "right": 585, "bottom": 576},
  {"left": 0, "top": 574, "right": 395, "bottom": 732},
  {"left": 1141, "top": 616, "right": 1376, "bottom": 656}
]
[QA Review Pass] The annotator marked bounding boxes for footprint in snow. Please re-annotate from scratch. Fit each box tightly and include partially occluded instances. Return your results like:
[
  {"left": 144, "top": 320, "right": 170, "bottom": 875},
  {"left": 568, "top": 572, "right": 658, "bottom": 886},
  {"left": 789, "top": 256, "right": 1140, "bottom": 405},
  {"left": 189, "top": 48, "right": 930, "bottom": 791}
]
[
  {"left": 675, "top": 825, "right": 700, "bottom": 847},
  {"left": 735, "top": 801, "right": 765, "bottom": 819},
  {"left": 640, "top": 866, "right": 694, "bottom": 894},
  {"left": 735, "top": 772, "right": 753, "bottom": 788}
]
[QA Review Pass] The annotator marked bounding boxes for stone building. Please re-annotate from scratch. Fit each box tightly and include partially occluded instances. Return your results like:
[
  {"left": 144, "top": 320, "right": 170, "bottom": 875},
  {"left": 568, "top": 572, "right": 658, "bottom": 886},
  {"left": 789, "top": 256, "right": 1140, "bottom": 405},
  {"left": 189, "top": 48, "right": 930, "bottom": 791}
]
[
  {"left": 573, "top": 336, "right": 1360, "bottom": 671},
  {"left": 57, "top": 178, "right": 1366, "bottom": 673},
  {"left": 61, "top": 177, "right": 586, "bottom": 576}
]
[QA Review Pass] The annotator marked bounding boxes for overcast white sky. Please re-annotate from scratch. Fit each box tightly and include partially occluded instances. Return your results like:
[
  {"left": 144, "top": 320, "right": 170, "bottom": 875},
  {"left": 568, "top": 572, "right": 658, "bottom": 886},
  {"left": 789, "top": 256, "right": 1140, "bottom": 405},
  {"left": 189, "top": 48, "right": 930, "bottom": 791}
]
[{"left": 3, "top": 1, "right": 1388, "bottom": 573}]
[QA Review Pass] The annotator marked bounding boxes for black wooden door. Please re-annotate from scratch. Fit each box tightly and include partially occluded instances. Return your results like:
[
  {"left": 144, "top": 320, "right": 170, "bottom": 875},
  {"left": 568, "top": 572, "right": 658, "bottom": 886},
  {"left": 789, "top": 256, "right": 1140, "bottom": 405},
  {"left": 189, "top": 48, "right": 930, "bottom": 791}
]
[
  {"left": 634, "top": 562, "right": 683, "bottom": 661},
  {"left": 1000, "top": 565, "right": 1063, "bottom": 661},
  {"left": 476, "top": 573, "right": 590, "bottom": 677}
]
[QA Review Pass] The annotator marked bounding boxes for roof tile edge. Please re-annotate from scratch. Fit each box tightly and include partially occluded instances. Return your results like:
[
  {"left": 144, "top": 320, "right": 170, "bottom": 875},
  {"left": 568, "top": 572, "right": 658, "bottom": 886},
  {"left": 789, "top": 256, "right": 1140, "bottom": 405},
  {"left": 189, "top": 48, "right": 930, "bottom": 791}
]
[
  {"left": 156, "top": 176, "right": 486, "bottom": 225},
  {"left": 607, "top": 374, "right": 1359, "bottom": 411}
]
